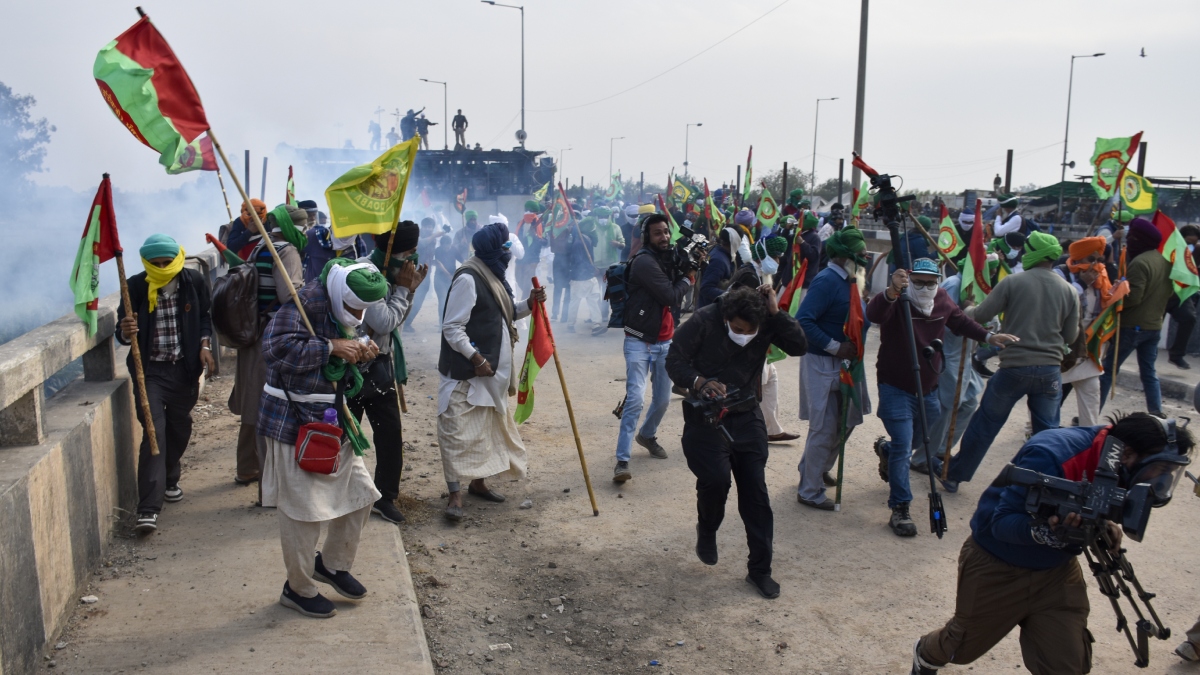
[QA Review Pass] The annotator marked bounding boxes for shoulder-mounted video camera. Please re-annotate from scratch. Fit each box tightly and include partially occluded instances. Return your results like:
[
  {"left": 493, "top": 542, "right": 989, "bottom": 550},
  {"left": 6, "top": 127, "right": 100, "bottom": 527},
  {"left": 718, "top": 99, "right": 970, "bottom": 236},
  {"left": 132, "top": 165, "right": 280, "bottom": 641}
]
[
  {"left": 995, "top": 419, "right": 1190, "bottom": 545},
  {"left": 671, "top": 224, "right": 710, "bottom": 274}
]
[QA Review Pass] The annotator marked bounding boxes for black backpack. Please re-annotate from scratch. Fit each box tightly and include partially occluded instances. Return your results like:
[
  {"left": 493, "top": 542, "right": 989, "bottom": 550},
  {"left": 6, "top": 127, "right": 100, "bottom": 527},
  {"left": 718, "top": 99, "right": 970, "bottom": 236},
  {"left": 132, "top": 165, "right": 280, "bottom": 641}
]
[
  {"left": 211, "top": 262, "right": 264, "bottom": 349},
  {"left": 603, "top": 256, "right": 639, "bottom": 329}
]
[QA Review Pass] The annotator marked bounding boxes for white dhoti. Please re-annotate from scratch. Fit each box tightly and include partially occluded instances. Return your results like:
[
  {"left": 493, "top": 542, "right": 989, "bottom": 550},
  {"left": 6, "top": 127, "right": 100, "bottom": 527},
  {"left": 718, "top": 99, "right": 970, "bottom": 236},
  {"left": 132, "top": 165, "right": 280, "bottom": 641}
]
[
  {"left": 1061, "top": 359, "right": 1103, "bottom": 427},
  {"left": 567, "top": 277, "right": 602, "bottom": 327},
  {"left": 761, "top": 362, "right": 783, "bottom": 436},
  {"left": 261, "top": 436, "right": 381, "bottom": 522},
  {"left": 437, "top": 381, "right": 528, "bottom": 487}
]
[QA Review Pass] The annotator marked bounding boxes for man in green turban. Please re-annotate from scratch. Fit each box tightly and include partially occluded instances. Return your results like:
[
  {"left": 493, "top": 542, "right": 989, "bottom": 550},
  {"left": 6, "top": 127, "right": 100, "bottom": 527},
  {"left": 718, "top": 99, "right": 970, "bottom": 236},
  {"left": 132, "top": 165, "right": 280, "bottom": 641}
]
[{"left": 258, "top": 256, "right": 389, "bottom": 619}]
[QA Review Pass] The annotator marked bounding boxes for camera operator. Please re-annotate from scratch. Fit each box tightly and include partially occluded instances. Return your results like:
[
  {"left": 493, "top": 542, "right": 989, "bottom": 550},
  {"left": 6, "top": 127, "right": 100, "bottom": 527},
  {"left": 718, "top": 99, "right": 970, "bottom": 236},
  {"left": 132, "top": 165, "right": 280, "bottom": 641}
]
[
  {"left": 612, "top": 214, "right": 694, "bottom": 482},
  {"left": 666, "top": 285, "right": 807, "bottom": 599},
  {"left": 911, "top": 412, "right": 1194, "bottom": 674}
]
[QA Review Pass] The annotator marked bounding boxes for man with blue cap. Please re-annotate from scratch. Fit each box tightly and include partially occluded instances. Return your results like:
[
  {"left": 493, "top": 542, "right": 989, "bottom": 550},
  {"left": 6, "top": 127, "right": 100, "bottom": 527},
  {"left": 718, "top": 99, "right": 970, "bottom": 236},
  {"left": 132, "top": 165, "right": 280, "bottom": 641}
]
[
  {"left": 117, "top": 234, "right": 215, "bottom": 534},
  {"left": 865, "top": 257, "right": 1012, "bottom": 536}
]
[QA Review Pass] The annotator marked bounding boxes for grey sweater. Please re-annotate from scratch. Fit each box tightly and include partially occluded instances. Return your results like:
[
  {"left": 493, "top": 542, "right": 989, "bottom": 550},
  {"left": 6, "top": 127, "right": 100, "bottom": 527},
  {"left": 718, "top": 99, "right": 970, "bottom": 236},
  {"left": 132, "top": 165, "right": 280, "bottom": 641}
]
[{"left": 969, "top": 266, "right": 1080, "bottom": 368}]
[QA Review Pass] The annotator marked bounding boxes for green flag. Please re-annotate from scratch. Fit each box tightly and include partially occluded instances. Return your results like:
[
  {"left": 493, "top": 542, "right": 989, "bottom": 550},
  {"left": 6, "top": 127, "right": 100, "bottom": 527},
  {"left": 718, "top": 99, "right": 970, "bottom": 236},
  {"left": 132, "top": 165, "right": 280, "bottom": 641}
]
[
  {"left": 1090, "top": 133, "right": 1143, "bottom": 199},
  {"left": 756, "top": 185, "right": 779, "bottom": 229},
  {"left": 326, "top": 137, "right": 419, "bottom": 238},
  {"left": 1119, "top": 169, "right": 1157, "bottom": 215},
  {"left": 742, "top": 146, "right": 753, "bottom": 203}
]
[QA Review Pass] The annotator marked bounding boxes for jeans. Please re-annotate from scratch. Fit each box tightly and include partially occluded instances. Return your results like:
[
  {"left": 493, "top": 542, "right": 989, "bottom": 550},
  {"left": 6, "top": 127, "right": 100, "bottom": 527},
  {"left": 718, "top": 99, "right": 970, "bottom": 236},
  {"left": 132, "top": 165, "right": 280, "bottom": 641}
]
[
  {"left": 943, "top": 365, "right": 1061, "bottom": 484},
  {"left": 616, "top": 336, "right": 672, "bottom": 462},
  {"left": 1098, "top": 327, "right": 1162, "bottom": 413},
  {"left": 134, "top": 360, "right": 200, "bottom": 514},
  {"left": 682, "top": 408, "right": 772, "bottom": 576},
  {"left": 877, "top": 383, "right": 941, "bottom": 508}
]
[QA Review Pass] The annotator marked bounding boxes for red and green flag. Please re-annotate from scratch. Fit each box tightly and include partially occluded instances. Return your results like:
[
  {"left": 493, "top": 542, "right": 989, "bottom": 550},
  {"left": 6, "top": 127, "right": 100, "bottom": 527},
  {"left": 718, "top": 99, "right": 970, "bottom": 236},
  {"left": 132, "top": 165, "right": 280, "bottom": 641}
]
[
  {"left": 833, "top": 278, "right": 867, "bottom": 508},
  {"left": 849, "top": 181, "right": 871, "bottom": 227},
  {"left": 656, "top": 193, "right": 682, "bottom": 243},
  {"left": 960, "top": 199, "right": 992, "bottom": 305},
  {"left": 1084, "top": 295, "right": 1124, "bottom": 368},
  {"left": 548, "top": 183, "right": 572, "bottom": 237},
  {"left": 935, "top": 203, "right": 964, "bottom": 258},
  {"left": 756, "top": 184, "right": 780, "bottom": 230},
  {"left": 70, "top": 175, "right": 123, "bottom": 336},
  {"left": 205, "top": 233, "right": 245, "bottom": 267},
  {"left": 94, "top": 14, "right": 216, "bottom": 175},
  {"left": 285, "top": 165, "right": 298, "bottom": 207},
  {"left": 1153, "top": 210, "right": 1200, "bottom": 302},
  {"left": 514, "top": 280, "right": 556, "bottom": 423},
  {"left": 703, "top": 179, "right": 725, "bottom": 232},
  {"left": 454, "top": 187, "right": 468, "bottom": 214},
  {"left": 1090, "top": 132, "right": 1143, "bottom": 200}
]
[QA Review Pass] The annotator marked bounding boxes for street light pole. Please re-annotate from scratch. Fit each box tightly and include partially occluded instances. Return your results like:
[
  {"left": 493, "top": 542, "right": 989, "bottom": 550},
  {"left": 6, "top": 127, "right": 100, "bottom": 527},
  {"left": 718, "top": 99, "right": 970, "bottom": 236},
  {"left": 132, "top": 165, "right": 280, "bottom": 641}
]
[
  {"left": 420, "top": 78, "right": 449, "bottom": 150},
  {"left": 812, "top": 97, "right": 838, "bottom": 195},
  {"left": 850, "top": 0, "right": 869, "bottom": 191},
  {"left": 684, "top": 123, "right": 702, "bottom": 178},
  {"left": 559, "top": 148, "right": 571, "bottom": 182},
  {"left": 1057, "top": 52, "right": 1105, "bottom": 225},
  {"left": 482, "top": 1, "right": 525, "bottom": 147},
  {"left": 609, "top": 137, "right": 625, "bottom": 177}
]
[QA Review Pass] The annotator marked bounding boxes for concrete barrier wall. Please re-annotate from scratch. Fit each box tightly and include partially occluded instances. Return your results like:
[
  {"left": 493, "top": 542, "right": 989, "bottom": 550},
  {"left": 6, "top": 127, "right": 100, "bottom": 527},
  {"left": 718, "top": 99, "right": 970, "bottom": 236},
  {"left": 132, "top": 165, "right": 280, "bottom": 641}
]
[{"left": 0, "top": 249, "right": 221, "bottom": 675}]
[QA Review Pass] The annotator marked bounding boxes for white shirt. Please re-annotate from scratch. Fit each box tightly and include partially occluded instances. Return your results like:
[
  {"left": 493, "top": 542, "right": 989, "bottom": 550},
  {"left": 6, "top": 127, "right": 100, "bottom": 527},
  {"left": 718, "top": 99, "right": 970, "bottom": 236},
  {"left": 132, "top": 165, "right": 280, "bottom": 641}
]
[
  {"left": 994, "top": 210, "right": 1023, "bottom": 237},
  {"left": 504, "top": 233, "right": 526, "bottom": 296}
]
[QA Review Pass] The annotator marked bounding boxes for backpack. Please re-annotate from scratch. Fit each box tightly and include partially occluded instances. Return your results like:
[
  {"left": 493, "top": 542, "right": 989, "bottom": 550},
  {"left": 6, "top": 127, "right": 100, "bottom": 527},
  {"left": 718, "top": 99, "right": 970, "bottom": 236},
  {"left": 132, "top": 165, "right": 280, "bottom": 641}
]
[
  {"left": 602, "top": 258, "right": 636, "bottom": 329},
  {"left": 211, "top": 261, "right": 265, "bottom": 349}
]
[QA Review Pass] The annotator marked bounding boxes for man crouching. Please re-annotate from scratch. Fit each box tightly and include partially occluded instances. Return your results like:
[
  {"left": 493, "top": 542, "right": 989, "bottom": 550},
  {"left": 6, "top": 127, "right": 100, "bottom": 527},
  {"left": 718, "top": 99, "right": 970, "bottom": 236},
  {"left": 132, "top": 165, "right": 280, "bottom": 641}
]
[{"left": 666, "top": 285, "right": 807, "bottom": 598}]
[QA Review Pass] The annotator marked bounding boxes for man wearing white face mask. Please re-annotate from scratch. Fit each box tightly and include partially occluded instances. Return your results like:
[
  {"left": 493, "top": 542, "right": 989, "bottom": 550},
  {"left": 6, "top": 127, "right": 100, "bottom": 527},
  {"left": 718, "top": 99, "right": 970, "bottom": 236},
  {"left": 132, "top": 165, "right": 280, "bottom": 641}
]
[
  {"left": 666, "top": 286, "right": 807, "bottom": 599},
  {"left": 865, "top": 257, "right": 1012, "bottom": 537}
]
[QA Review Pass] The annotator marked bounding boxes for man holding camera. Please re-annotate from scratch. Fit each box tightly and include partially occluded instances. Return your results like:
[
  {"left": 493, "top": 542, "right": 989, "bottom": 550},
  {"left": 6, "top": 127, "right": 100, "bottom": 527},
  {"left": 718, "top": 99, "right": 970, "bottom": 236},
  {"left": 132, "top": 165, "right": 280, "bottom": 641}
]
[
  {"left": 866, "top": 258, "right": 1013, "bottom": 537},
  {"left": 666, "top": 286, "right": 807, "bottom": 598},
  {"left": 613, "top": 214, "right": 694, "bottom": 482},
  {"left": 912, "top": 412, "right": 1193, "bottom": 674}
]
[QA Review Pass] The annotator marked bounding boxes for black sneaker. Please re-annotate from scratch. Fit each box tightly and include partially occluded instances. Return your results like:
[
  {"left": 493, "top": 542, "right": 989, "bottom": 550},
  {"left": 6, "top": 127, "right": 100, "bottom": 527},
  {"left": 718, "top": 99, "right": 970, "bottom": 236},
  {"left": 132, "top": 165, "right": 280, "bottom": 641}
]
[
  {"left": 134, "top": 512, "right": 158, "bottom": 533},
  {"left": 745, "top": 573, "right": 780, "bottom": 599},
  {"left": 372, "top": 498, "right": 406, "bottom": 524},
  {"left": 313, "top": 552, "right": 367, "bottom": 599},
  {"left": 695, "top": 525, "right": 718, "bottom": 566},
  {"left": 911, "top": 639, "right": 939, "bottom": 674},
  {"left": 890, "top": 503, "right": 918, "bottom": 537},
  {"left": 636, "top": 434, "right": 668, "bottom": 459},
  {"left": 971, "top": 354, "right": 994, "bottom": 378},
  {"left": 164, "top": 485, "right": 183, "bottom": 502},
  {"left": 873, "top": 436, "right": 890, "bottom": 483},
  {"left": 1170, "top": 356, "right": 1191, "bottom": 370},
  {"left": 280, "top": 581, "right": 337, "bottom": 618},
  {"left": 613, "top": 461, "right": 632, "bottom": 483}
]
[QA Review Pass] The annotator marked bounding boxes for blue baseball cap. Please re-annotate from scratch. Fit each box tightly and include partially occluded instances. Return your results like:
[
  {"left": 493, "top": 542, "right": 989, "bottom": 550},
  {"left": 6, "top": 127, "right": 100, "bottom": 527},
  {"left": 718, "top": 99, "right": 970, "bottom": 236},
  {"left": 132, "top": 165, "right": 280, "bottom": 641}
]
[{"left": 910, "top": 257, "right": 941, "bottom": 277}]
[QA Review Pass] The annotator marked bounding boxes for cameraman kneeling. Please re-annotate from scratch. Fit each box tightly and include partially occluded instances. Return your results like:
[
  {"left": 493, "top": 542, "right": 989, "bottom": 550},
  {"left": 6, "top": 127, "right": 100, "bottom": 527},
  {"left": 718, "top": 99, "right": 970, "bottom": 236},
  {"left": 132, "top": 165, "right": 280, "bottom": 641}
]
[
  {"left": 666, "top": 285, "right": 807, "bottom": 599},
  {"left": 912, "top": 413, "right": 1194, "bottom": 674}
]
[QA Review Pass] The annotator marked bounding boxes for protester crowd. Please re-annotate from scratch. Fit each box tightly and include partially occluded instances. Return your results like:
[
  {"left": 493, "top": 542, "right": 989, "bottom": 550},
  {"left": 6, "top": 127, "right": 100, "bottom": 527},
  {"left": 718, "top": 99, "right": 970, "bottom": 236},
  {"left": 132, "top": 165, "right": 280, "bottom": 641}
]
[{"left": 111, "top": 178, "right": 1200, "bottom": 672}]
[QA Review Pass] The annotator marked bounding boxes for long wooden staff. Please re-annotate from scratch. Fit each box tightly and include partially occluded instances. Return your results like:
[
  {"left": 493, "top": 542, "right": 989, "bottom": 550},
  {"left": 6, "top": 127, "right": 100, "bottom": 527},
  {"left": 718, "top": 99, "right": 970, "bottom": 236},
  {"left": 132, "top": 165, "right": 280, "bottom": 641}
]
[
  {"left": 110, "top": 181, "right": 160, "bottom": 458},
  {"left": 213, "top": 163, "right": 234, "bottom": 224},
  {"left": 532, "top": 277, "right": 599, "bottom": 516},
  {"left": 940, "top": 335, "right": 970, "bottom": 480}
]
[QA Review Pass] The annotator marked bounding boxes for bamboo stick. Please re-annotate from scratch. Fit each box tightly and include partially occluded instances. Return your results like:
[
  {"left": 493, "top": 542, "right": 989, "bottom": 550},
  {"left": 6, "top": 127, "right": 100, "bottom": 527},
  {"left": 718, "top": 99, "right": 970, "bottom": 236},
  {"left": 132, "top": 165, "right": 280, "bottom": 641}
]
[{"left": 114, "top": 250, "right": 160, "bottom": 457}]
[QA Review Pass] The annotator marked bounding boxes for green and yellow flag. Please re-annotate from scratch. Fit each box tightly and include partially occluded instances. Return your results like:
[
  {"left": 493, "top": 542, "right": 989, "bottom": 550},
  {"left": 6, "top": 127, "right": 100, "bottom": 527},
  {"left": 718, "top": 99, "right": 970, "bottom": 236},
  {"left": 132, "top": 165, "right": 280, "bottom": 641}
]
[
  {"left": 533, "top": 181, "right": 550, "bottom": 202},
  {"left": 756, "top": 185, "right": 779, "bottom": 229},
  {"left": 1090, "top": 132, "right": 1142, "bottom": 199},
  {"left": 742, "top": 146, "right": 753, "bottom": 203},
  {"left": 671, "top": 179, "right": 692, "bottom": 206},
  {"left": 1119, "top": 169, "right": 1157, "bottom": 215},
  {"left": 935, "top": 203, "right": 964, "bottom": 258},
  {"left": 326, "top": 137, "right": 419, "bottom": 238}
]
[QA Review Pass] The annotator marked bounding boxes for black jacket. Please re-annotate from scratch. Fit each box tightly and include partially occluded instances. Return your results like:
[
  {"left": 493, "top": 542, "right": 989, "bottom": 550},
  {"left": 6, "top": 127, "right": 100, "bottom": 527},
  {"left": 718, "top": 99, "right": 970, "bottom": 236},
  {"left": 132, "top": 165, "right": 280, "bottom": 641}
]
[
  {"left": 666, "top": 297, "right": 808, "bottom": 402},
  {"left": 623, "top": 248, "right": 691, "bottom": 343},
  {"left": 799, "top": 230, "right": 821, "bottom": 287},
  {"left": 115, "top": 267, "right": 213, "bottom": 383}
]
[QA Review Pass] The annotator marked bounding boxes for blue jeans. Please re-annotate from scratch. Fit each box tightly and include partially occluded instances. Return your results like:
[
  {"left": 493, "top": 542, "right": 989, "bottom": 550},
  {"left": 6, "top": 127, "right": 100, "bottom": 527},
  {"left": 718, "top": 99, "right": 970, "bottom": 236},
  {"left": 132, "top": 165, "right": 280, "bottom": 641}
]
[
  {"left": 1098, "top": 327, "right": 1162, "bottom": 413},
  {"left": 616, "top": 336, "right": 673, "bottom": 462},
  {"left": 877, "top": 383, "right": 940, "bottom": 508},
  {"left": 942, "top": 365, "right": 1061, "bottom": 483}
]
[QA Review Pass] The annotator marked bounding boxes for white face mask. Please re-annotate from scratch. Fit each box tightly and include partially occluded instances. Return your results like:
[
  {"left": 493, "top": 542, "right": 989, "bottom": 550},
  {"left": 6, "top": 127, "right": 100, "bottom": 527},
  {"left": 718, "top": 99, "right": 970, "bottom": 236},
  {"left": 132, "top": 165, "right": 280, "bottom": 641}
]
[
  {"left": 911, "top": 285, "right": 937, "bottom": 316},
  {"left": 760, "top": 257, "right": 779, "bottom": 275},
  {"left": 726, "top": 322, "right": 758, "bottom": 347}
]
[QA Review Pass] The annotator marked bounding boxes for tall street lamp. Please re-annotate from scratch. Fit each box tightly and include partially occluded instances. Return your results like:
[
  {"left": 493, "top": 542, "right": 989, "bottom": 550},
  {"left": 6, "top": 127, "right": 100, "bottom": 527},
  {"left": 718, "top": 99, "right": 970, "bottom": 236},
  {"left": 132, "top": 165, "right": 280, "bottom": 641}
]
[
  {"left": 559, "top": 148, "right": 571, "bottom": 182},
  {"left": 419, "top": 78, "right": 448, "bottom": 150},
  {"left": 609, "top": 137, "right": 625, "bottom": 177},
  {"left": 684, "top": 123, "right": 703, "bottom": 178},
  {"left": 1057, "top": 52, "right": 1105, "bottom": 225},
  {"left": 482, "top": 1, "right": 525, "bottom": 147},
  {"left": 812, "top": 97, "right": 838, "bottom": 194}
]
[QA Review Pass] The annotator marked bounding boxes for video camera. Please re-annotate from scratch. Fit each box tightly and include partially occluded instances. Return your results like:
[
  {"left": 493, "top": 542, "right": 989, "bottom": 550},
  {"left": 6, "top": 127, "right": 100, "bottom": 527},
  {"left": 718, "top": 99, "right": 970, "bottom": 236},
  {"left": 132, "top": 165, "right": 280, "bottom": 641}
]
[
  {"left": 672, "top": 223, "right": 710, "bottom": 275},
  {"left": 852, "top": 153, "right": 915, "bottom": 224},
  {"left": 995, "top": 434, "right": 1155, "bottom": 544},
  {"left": 683, "top": 385, "right": 756, "bottom": 442}
]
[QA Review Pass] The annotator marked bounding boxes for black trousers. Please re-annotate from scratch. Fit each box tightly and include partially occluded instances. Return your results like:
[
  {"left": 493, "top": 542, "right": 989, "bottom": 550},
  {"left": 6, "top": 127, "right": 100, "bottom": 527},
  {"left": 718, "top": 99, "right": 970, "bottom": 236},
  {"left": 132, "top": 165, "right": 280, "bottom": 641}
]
[
  {"left": 681, "top": 407, "right": 773, "bottom": 576},
  {"left": 134, "top": 360, "right": 199, "bottom": 514},
  {"left": 349, "top": 388, "right": 404, "bottom": 502},
  {"left": 1168, "top": 293, "right": 1197, "bottom": 360}
]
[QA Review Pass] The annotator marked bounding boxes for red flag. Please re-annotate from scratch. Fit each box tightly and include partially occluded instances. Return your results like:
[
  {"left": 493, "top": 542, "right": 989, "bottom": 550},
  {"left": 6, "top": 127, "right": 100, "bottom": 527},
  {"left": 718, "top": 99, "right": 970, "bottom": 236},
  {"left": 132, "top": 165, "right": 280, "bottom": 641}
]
[
  {"left": 514, "top": 278, "right": 556, "bottom": 423},
  {"left": 454, "top": 188, "right": 468, "bottom": 214},
  {"left": 967, "top": 198, "right": 991, "bottom": 294},
  {"left": 778, "top": 258, "right": 809, "bottom": 316},
  {"left": 88, "top": 175, "right": 122, "bottom": 262}
]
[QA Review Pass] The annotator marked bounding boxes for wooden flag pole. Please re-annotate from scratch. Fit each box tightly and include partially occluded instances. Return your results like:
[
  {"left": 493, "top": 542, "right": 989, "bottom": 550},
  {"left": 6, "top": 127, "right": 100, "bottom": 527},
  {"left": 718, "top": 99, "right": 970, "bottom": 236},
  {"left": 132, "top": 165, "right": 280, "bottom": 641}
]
[
  {"left": 940, "top": 335, "right": 971, "bottom": 480},
  {"left": 113, "top": 250, "right": 161, "bottom": 457},
  {"left": 533, "top": 277, "right": 598, "bottom": 516},
  {"left": 380, "top": 220, "right": 410, "bottom": 414},
  {"left": 213, "top": 163, "right": 234, "bottom": 224}
]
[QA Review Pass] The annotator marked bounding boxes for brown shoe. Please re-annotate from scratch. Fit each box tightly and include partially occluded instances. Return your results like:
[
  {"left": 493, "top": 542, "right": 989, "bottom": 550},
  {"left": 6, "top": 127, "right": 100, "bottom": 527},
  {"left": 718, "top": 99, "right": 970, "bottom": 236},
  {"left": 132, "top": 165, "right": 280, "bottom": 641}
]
[{"left": 767, "top": 432, "right": 800, "bottom": 443}]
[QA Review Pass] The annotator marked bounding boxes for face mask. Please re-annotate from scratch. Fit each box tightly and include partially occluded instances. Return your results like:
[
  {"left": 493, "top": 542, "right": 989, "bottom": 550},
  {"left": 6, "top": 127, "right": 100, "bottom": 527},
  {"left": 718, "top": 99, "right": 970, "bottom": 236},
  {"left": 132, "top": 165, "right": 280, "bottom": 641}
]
[
  {"left": 726, "top": 322, "right": 758, "bottom": 347},
  {"left": 840, "top": 260, "right": 858, "bottom": 276},
  {"left": 911, "top": 285, "right": 937, "bottom": 315},
  {"left": 761, "top": 257, "right": 779, "bottom": 275}
]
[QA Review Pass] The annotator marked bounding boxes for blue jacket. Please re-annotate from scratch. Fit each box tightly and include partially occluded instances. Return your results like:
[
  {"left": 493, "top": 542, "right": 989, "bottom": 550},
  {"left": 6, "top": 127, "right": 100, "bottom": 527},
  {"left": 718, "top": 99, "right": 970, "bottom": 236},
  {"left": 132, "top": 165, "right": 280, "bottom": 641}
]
[
  {"left": 698, "top": 246, "right": 734, "bottom": 308},
  {"left": 971, "top": 426, "right": 1105, "bottom": 570},
  {"left": 797, "top": 265, "right": 868, "bottom": 349}
]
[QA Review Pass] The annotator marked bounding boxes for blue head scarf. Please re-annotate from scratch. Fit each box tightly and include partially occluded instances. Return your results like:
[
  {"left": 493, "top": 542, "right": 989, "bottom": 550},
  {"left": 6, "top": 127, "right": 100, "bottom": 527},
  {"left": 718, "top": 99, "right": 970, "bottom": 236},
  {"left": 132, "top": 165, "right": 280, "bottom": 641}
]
[{"left": 472, "top": 222, "right": 514, "bottom": 303}]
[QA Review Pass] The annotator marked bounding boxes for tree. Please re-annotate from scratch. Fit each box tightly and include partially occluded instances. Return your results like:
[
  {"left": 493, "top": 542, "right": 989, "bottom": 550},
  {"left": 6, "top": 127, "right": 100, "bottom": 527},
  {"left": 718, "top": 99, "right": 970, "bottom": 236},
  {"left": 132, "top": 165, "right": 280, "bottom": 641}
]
[{"left": 0, "top": 82, "right": 55, "bottom": 189}]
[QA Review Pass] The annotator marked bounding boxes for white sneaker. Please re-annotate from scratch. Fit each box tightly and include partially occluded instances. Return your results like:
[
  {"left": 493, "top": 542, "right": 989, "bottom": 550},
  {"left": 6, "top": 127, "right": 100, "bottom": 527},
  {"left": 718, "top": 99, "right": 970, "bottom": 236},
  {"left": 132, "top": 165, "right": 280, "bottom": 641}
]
[{"left": 1176, "top": 640, "right": 1200, "bottom": 662}]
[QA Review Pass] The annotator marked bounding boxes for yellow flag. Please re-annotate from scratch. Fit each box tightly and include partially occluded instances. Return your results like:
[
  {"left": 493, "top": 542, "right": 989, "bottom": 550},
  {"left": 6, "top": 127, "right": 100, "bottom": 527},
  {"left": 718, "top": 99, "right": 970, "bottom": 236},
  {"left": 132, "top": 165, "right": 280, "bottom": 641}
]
[
  {"left": 325, "top": 137, "right": 419, "bottom": 237},
  {"left": 1119, "top": 169, "right": 1158, "bottom": 215}
]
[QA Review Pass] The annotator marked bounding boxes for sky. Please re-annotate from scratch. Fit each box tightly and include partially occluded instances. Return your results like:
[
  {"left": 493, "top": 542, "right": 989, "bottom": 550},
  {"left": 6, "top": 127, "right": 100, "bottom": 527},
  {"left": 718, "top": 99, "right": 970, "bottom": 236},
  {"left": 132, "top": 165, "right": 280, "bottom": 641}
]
[{"left": 2, "top": 0, "right": 1199, "bottom": 199}]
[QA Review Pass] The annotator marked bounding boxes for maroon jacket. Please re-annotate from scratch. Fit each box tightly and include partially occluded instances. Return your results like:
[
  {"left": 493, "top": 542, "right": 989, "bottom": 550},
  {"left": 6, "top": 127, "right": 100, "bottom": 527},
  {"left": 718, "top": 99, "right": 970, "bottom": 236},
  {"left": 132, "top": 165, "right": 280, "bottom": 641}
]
[{"left": 865, "top": 288, "right": 989, "bottom": 396}]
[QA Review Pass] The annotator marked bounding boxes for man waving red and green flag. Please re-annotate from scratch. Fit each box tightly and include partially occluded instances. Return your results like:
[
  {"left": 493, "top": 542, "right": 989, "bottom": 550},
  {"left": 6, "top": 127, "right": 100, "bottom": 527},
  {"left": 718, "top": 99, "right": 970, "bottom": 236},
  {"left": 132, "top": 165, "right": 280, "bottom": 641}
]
[
  {"left": 70, "top": 175, "right": 124, "bottom": 336},
  {"left": 94, "top": 13, "right": 216, "bottom": 174}
]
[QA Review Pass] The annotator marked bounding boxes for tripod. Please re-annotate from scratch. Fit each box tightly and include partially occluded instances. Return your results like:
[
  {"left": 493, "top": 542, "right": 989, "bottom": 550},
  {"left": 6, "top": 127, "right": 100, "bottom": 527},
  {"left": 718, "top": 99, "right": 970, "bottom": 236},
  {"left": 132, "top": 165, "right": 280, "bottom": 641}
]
[{"left": 1084, "top": 527, "right": 1170, "bottom": 667}]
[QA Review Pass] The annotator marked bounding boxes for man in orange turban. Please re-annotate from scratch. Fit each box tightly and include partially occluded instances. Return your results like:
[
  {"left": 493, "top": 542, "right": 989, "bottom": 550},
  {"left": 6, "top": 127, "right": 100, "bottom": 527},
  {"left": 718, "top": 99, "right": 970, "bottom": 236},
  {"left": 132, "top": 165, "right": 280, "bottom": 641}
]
[{"left": 227, "top": 198, "right": 271, "bottom": 260}]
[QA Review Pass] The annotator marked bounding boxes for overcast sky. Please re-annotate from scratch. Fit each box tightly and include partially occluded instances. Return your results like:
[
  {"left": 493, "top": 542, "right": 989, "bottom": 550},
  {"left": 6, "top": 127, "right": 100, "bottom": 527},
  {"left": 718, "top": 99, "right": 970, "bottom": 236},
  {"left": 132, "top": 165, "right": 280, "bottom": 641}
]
[{"left": 4, "top": 0, "right": 1198, "bottom": 199}]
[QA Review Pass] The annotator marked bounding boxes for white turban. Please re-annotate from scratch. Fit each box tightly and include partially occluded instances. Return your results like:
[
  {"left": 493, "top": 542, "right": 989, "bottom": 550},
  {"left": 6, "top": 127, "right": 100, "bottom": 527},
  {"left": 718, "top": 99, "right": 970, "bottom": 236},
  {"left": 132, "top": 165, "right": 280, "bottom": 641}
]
[
  {"left": 488, "top": 214, "right": 509, "bottom": 226},
  {"left": 326, "top": 262, "right": 377, "bottom": 329}
]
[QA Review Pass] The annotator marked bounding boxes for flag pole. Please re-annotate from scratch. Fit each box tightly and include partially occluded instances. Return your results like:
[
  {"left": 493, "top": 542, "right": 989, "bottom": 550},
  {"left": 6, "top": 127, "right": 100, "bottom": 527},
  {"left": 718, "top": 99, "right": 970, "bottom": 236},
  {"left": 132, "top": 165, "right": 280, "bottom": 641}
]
[
  {"left": 533, "top": 277, "right": 599, "bottom": 516},
  {"left": 380, "top": 219, "right": 410, "bottom": 414},
  {"left": 940, "top": 335, "right": 970, "bottom": 480},
  {"left": 213, "top": 163, "right": 234, "bottom": 224},
  {"left": 1109, "top": 197, "right": 1126, "bottom": 401},
  {"left": 108, "top": 172, "right": 160, "bottom": 458}
]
